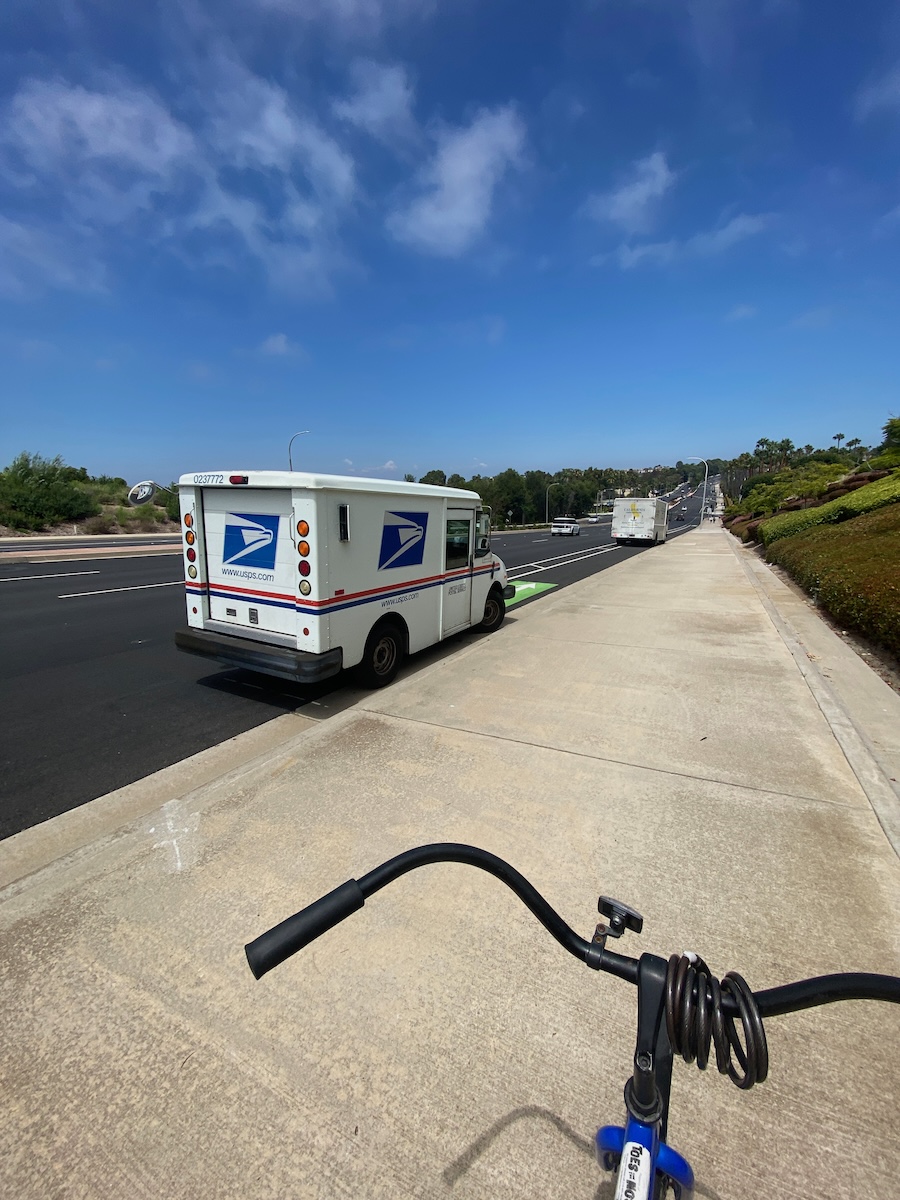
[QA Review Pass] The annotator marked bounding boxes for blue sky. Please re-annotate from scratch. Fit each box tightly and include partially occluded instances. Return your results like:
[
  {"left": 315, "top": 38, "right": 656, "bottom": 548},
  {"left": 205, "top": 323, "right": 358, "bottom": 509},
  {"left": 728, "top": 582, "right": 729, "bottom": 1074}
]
[{"left": 2, "top": 0, "right": 899, "bottom": 485}]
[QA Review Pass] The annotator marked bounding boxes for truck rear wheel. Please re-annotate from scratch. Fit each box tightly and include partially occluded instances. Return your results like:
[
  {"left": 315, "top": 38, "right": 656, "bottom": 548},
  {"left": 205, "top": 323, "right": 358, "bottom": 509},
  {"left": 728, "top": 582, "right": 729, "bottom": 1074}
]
[
  {"left": 480, "top": 586, "right": 506, "bottom": 633},
  {"left": 357, "top": 620, "right": 406, "bottom": 688}
]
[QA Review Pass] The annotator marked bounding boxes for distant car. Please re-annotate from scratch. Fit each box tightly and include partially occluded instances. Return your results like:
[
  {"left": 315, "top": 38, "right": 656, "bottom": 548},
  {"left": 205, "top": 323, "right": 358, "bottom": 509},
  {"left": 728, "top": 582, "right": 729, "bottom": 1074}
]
[
  {"left": 586, "top": 514, "right": 602, "bottom": 524},
  {"left": 675, "top": 513, "right": 686, "bottom": 522},
  {"left": 551, "top": 516, "right": 581, "bottom": 536}
]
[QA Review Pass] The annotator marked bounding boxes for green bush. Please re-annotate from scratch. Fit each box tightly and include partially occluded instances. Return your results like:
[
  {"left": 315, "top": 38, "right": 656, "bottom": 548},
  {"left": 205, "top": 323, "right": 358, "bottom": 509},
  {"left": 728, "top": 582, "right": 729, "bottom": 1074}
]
[
  {"left": 766, "top": 505, "right": 900, "bottom": 656},
  {"left": 869, "top": 447, "right": 900, "bottom": 470},
  {"left": 759, "top": 471, "right": 900, "bottom": 547},
  {"left": 733, "top": 462, "right": 848, "bottom": 518},
  {"left": 0, "top": 452, "right": 100, "bottom": 530}
]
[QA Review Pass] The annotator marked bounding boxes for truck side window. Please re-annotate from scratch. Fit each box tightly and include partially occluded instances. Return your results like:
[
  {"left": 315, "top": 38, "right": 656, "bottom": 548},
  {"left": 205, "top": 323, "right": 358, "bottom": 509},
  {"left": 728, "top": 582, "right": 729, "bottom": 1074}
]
[
  {"left": 445, "top": 519, "right": 471, "bottom": 570},
  {"left": 474, "top": 511, "right": 491, "bottom": 558}
]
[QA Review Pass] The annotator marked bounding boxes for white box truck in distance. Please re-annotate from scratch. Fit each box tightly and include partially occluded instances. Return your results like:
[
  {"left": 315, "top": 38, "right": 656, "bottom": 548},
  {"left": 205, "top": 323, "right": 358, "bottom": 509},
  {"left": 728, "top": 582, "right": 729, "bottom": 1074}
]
[
  {"left": 611, "top": 497, "right": 669, "bottom": 546},
  {"left": 174, "top": 471, "right": 515, "bottom": 688}
]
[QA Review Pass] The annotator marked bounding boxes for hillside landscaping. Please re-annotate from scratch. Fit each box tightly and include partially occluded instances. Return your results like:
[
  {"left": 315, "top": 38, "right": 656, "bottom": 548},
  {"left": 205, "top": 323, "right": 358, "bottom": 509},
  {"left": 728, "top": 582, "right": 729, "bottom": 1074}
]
[{"left": 723, "top": 417, "right": 900, "bottom": 665}]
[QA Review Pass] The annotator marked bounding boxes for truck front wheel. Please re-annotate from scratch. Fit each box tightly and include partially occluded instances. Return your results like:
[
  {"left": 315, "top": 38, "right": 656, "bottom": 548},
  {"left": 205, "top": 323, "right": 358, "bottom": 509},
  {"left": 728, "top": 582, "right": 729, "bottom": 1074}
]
[
  {"left": 357, "top": 620, "right": 406, "bottom": 688},
  {"left": 480, "top": 586, "right": 506, "bottom": 633}
]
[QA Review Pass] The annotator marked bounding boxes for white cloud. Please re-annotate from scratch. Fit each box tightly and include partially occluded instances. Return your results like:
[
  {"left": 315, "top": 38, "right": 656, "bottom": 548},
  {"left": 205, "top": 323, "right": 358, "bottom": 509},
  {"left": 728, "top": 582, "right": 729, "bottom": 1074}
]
[
  {"left": 0, "top": 215, "right": 106, "bottom": 298},
  {"left": 856, "top": 63, "right": 900, "bottom": 120},
  {"left": 333, "top": 60, "right": 417, "bottom": 148},
  {"left": 875, "top": 203, "right": 900, "bottom": 236},
  {"left": 584, "top": 152, "right": 676, "bottom": 234},
  {"left": 386, "top": 106, "right": 525, "bottom": 256},
  {"left": 206, "top": 56, "right": 355, "bottom": 202},
  {"left": 789, "top": 306, "right": 835, "bottom": 330},
  {"left": 7, "top": 77, "right": 194, "bottom": 179},
  {"left": 249, "top": 0, "right": 434, "bottom": 40},
  {"left": 607, "top": 213, "right": 775, "bottom": 270},
  {"left": 684, "top": 0, "right": 798, "bottom": 70},
  {"left": 0, "top": 62, "right": 357, "bottom": 297},
  {"left": 3, "top": 78, "right": 195, "bottom": 233},
  {"left": 187, "top": 361, "right": 215, "bottom": 381},
  {"left": 260, "top": 332, "right": 305, "bottom": 356},
  {"left": 725, "top": 304, "right": 757, "bottom": 321},
  {"left": 688, "top": 213, "right": 774, "bottom": 254},
  {"left": 381, "top": 460, "right": 397, "bottom": 470}
]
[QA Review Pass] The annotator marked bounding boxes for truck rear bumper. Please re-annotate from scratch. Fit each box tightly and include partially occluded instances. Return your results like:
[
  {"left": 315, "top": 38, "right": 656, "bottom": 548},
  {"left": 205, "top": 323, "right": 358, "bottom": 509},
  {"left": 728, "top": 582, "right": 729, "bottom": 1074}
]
[{"left": 175, "top": 628, "right": 343, "bottom": 683}]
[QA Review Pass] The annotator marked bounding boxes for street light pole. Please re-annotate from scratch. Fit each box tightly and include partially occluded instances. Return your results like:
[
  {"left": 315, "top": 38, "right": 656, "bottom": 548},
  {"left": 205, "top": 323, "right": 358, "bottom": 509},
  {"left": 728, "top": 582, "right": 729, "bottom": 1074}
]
[
  {"left": 687, "top": 457, "right": 709, "bottom": 522},
  {"left": 288, "top": 430, "right": 311, "bottom": 471}
]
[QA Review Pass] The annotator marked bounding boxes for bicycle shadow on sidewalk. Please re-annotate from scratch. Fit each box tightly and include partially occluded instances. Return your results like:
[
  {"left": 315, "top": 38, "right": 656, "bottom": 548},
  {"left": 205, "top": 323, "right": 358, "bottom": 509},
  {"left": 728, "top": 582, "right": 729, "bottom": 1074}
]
[{"left": 442, "top": 1104, "right": 724, "bottom": 1199}]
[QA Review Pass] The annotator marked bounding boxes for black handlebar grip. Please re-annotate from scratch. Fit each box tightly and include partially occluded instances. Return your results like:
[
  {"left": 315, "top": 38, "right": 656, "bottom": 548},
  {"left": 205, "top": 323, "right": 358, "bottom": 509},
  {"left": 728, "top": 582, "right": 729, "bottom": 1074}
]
[{"left": 245, "top": 879, "right": 365, "bottom": 979}]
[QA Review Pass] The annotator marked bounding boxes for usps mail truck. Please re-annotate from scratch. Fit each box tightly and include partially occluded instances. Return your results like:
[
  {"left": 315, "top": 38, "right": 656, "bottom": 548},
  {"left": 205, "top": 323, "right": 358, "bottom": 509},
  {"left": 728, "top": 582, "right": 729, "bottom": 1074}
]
[
  {"left": 611, "top": 497, "right": 669, "bottom": 546},
  {"left": 174, "top": 471, "right": 514, "bottom": 688}
]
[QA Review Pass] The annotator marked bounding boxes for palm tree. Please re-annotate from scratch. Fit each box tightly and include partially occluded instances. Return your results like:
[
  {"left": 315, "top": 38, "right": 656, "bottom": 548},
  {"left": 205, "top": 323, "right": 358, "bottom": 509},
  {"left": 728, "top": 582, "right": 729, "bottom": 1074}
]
[{"left": 833, "top": 433, "right": 845, "bottom": 449}]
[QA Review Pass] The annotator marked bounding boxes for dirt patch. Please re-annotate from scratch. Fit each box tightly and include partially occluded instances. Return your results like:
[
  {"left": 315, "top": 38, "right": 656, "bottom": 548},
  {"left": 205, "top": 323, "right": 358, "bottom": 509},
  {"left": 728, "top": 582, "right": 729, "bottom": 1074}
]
[{"left": 0, "top": 520, "right": 181, "bottom": 538}]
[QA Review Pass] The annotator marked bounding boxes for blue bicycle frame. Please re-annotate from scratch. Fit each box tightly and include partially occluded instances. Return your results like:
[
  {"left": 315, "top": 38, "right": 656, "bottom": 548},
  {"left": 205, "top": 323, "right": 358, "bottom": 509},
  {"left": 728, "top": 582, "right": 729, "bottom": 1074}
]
[{"left": 597, "top": 1121, "right": 693, "bottom": 1200}]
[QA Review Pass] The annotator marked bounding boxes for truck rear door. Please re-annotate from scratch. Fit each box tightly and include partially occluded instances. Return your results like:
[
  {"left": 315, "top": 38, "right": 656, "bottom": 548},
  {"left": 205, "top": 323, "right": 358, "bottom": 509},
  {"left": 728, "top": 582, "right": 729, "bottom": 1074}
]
[{"left": 200, "top": 488, "right": 297, "bottom": 636}]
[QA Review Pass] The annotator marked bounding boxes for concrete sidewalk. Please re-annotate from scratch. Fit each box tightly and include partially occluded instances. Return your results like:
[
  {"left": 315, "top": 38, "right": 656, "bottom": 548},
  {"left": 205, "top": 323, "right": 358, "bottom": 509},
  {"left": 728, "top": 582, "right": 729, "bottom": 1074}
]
[{"left": 2, "top": 524, "right": 899, "bottom": 1200}]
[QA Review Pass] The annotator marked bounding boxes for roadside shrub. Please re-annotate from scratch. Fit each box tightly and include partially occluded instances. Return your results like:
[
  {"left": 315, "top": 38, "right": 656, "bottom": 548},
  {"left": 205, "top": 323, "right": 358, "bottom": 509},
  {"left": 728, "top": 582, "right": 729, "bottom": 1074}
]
[
  {"left": 759, "top": 471, "right": 900, "bottom": 547},
  {"left": 766, "top": 505, "right": 900, "bottom": 657},
  {"left": 869, "top": 447, "right": 900, "bottom": 470},
  {"left": 82, "top": 513, "right": 117, "bottom": 534},
  {"left": 0, "top": 451, "right": 100, "bottom": 530}
]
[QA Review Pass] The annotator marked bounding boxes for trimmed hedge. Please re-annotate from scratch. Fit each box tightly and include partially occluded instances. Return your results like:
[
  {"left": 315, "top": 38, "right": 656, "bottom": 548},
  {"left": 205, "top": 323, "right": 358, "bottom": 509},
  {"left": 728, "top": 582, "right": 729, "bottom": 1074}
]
[
  {"left": 766, "top": 504, "right": 900, "bottom": 657},
  {"left": 759, "top": 471, "right": 900, "bottom": 547}
]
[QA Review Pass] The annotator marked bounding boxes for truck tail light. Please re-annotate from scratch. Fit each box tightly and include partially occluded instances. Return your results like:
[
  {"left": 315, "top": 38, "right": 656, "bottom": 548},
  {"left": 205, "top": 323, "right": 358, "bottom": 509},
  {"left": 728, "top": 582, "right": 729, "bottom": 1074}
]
[
  {"left": 297, "top": 520, "right": 309, "bottom": 536},
  {"left": 229, "top": 475, "right": 248, "bottom": 485},
  {"left": 299, "top": 561, "right": 310, "bottom": 577},
  {"left": 187, "top": 548, "right": 196, "bottom": 562},
  {"left": 184, "top": 513, "right": 193, "bottom": 528}
]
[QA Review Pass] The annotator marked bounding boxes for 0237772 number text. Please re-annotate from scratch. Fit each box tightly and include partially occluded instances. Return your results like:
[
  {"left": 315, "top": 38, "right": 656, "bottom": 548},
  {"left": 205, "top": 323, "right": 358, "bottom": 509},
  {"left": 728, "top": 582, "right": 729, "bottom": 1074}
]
[{"left": 193, "top": 474, "right": 224, "bottom": 484}]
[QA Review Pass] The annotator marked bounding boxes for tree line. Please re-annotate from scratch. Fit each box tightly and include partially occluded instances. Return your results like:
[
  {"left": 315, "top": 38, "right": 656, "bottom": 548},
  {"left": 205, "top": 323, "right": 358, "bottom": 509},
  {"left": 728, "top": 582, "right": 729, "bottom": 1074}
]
[
  {"left": 1, "top": 421, "right": 894, "bottom": 532},
  {"left": 406, "top": 462, "right": 720, "bottom": 523}
]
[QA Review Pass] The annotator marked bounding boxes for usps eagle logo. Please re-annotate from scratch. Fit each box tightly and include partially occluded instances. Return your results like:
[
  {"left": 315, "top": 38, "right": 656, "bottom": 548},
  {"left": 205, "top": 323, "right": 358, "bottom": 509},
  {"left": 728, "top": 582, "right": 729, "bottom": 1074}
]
[
  {"left": 222, "top": 513, "right": 280, "bottom": 569},
  {"left": 378, "top": 511, "right": 428, "bottom": 570}
]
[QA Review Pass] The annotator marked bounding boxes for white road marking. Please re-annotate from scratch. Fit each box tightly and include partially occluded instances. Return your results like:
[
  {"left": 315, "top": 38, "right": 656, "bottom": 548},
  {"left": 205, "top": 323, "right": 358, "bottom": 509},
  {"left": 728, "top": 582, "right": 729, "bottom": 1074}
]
[
  {"left": 1, "top": 570, "right": 101, "bottom": 583},
  {"left": 509, "top": 543, "right": 622, "bottom": 579},
  {"left": 59, "top": 581, "right": 183, "bottom": 598}
]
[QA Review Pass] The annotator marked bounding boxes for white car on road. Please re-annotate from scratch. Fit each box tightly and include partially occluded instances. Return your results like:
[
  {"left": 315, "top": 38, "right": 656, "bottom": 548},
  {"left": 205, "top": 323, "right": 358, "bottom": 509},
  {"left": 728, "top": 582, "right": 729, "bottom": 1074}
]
[{"left": 551, "top": 517, "right": 581, "bottom": 536}]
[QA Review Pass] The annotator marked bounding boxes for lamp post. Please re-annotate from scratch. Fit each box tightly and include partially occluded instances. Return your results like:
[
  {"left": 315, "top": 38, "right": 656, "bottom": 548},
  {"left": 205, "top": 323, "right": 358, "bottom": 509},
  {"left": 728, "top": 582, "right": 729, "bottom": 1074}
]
[
  {"left": 288, "top": 430, "right": 311, "bottom": 471},
  {"left": 687, "top": 457, "right": 709, "bottom": 522},
  {"left": 545, "top": 482, "right": 562, "bottom": 524}
]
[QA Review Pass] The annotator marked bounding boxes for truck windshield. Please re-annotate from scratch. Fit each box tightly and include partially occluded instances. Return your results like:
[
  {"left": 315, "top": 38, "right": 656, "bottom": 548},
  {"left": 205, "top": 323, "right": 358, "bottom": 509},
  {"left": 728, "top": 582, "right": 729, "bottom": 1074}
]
[{"left": 475, "top": 511, "right": 491, "bottom": 558}]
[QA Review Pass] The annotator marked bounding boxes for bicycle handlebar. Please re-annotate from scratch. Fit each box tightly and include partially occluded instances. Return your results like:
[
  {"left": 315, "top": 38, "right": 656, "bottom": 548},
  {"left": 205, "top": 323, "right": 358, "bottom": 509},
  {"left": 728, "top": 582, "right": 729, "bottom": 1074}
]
[{"left": 245, "top": 843, "right": 900, "bottom": 1016}]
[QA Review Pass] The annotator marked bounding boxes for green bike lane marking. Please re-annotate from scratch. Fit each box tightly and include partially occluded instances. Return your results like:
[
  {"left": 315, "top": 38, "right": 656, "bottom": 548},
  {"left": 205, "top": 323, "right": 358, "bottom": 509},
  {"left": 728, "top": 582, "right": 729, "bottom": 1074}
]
[{"left": 505, "top": 581, "right": 557, "bottom": 607}]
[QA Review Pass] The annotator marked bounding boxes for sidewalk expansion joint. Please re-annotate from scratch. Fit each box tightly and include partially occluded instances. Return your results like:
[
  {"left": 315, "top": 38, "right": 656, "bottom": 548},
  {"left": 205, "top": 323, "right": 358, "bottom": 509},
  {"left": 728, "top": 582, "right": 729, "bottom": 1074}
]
[{"left": 370, "top": 710, "right": 867, "bottom": 815}]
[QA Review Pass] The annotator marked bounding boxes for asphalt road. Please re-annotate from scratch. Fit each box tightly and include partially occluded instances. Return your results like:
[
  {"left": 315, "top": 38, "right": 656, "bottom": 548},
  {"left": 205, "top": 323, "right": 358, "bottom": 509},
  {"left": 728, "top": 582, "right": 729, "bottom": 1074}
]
[{"left": 1, "top": 495, "right": 708, "bottom": 839}]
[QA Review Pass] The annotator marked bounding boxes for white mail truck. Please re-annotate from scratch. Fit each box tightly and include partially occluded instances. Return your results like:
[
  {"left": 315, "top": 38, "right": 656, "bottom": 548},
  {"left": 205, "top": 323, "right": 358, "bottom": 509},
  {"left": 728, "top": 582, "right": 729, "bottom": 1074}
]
[
  {"left": 611, "top": 497, "right": 669, "bottom": 546},
  {"left": 174, "top": 471, "right": 514, "bottom": 688}
]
